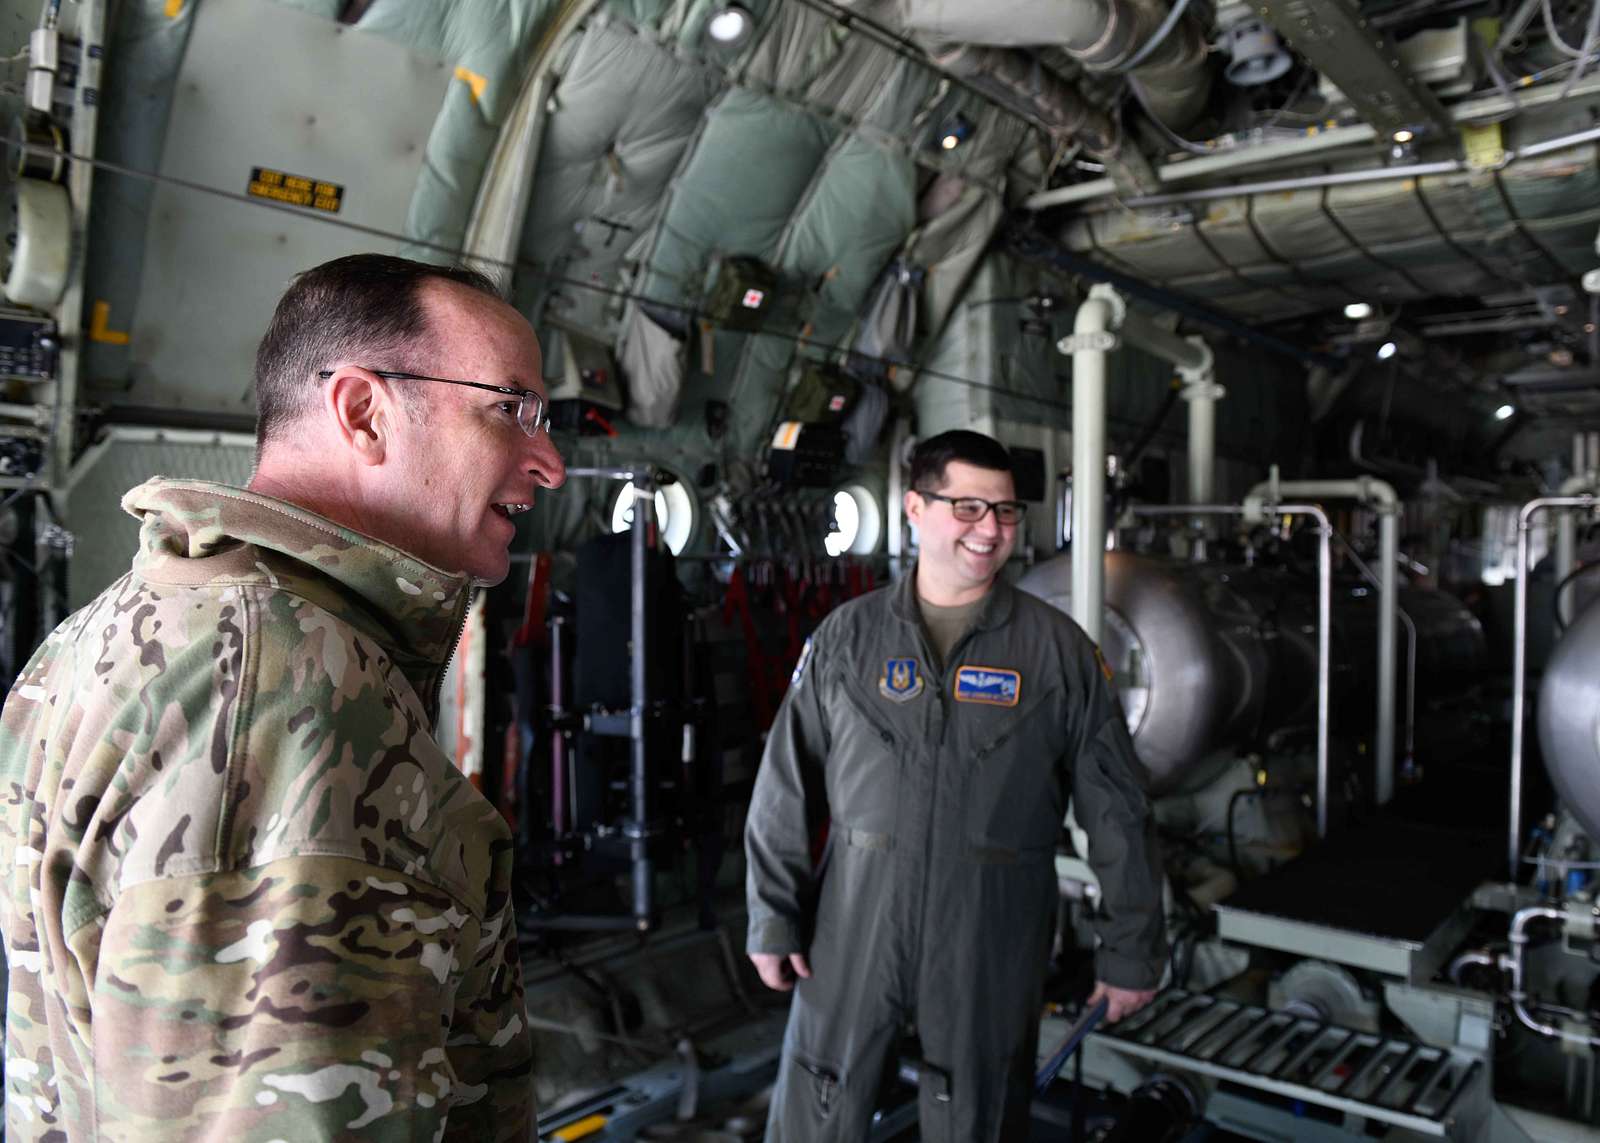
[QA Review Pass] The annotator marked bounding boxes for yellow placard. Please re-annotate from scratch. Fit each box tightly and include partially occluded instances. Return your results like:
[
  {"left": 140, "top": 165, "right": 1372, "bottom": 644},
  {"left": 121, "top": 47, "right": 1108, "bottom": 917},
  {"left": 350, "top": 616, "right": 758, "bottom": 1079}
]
[
  {"left": 1461, "top": 122, "right": 1505, "bottom": 171},
  {"left": 247, "top": 166, "right": 344, "bottom": 213}
]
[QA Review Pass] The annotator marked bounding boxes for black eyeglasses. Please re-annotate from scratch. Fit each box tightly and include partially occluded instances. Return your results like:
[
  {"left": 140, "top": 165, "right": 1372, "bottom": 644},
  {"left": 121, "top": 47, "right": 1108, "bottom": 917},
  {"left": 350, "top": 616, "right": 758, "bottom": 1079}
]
[
  {"left": 318, "top": 368, "right": 550, "bottom": 436},
  {"left": 917, "top": 489, "right": 1027, "bottom": 525}
]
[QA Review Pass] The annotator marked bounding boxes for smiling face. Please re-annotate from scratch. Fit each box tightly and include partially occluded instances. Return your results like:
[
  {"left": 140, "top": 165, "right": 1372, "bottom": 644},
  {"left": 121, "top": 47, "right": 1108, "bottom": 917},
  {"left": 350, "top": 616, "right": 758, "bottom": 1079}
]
[
  {"left": 379, "top": 279, "right": 566, "bottom": 585},
  {"left": 904, "top": 459, "right": 1018, "bottom": 606}
]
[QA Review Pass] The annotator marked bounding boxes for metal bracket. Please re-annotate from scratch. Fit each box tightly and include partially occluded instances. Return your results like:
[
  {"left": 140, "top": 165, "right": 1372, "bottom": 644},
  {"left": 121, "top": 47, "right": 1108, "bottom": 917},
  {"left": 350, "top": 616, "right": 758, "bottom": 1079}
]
[
  {"left": 1057, "top": 330, "right": 1121, "bottom": 354},
  {"left": 1259, "top": 0, "right": 1453, "bottom": 143}
]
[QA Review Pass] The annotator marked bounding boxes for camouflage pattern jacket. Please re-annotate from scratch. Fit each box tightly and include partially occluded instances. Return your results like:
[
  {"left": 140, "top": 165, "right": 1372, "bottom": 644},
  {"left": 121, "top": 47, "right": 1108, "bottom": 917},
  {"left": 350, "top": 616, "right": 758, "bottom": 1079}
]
[{"left": 0, "top": 479, "right": 533, "bottom": 1142}]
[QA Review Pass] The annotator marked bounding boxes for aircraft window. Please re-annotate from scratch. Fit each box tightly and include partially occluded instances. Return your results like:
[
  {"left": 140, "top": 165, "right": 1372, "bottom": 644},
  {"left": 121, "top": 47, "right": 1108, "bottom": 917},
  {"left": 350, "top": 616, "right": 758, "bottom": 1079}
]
[
  {"left": 826, "top": 484, "right": 881, "bottom": 557},
  {"left": 611, "top": 479, "right": 694, "bottom": 555}
]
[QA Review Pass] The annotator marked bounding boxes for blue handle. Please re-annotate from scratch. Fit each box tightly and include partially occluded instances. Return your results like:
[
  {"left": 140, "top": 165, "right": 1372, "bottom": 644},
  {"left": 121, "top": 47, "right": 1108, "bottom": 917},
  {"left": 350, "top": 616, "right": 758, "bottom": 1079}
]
[{"left": 1034, "top": 997, "right": 1110, "bottom": 1094}]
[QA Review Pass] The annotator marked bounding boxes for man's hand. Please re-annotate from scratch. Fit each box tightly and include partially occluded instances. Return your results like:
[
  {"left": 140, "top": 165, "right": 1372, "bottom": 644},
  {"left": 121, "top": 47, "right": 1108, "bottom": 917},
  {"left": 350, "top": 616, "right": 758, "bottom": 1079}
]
[
  {"left": 750, "top": 952, "right": 813, "bottom": 991},
  {"left": 1089, "top": 980, "right": 1156, "bottom": 1023}
]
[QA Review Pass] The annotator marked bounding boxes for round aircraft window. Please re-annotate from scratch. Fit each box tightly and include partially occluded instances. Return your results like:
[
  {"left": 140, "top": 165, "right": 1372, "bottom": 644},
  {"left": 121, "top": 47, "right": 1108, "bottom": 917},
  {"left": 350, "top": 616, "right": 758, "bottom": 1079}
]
[
  {"left": 611, "top": 479, "right": 694, "bottom": 555},
  {"left": 826, "top": 485, "right": 881, "bottom": 557}
]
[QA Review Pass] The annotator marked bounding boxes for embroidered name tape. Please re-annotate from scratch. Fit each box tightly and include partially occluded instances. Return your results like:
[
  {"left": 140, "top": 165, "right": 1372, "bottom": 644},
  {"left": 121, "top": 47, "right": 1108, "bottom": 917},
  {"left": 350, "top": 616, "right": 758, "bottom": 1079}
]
[{"left": 953, "top": 665, "right": 1021, "bottom": 706}]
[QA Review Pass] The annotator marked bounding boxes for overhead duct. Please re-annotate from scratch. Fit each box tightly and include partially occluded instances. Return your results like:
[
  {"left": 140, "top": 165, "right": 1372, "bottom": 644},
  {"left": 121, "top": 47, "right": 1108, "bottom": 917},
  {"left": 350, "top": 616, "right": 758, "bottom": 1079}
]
[
  {"left": 927, "top": 44, "right": 1118, "bottom": 153},
  {"left": 900, "top": 0, "right": 1213, "bottom": 130}
]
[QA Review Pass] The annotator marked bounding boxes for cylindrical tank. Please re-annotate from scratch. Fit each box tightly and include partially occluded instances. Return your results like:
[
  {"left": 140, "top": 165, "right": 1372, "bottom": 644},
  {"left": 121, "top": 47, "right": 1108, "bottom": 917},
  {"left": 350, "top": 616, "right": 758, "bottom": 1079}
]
[
  {"left": 1018, "top": 551, "right": 1485, "bottom": 793},
  {"left": 1538, "top": 598, "right": 1600, "bottom": 841}
]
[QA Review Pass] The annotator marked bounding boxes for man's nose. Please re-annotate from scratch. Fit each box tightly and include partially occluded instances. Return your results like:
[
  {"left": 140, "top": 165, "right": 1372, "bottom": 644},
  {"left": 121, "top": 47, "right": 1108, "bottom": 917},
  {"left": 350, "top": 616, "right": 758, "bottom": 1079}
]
[{"left": 526, "top": 432, "right": 567, "bottom": 489}]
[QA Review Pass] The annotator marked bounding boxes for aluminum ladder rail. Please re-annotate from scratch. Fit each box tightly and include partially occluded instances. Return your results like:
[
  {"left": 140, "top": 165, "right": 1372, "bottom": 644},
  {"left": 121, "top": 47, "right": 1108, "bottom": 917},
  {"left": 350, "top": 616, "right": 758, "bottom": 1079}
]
[{"left": 1091, "top": 990, "right": 1488, "bottom": 1137}]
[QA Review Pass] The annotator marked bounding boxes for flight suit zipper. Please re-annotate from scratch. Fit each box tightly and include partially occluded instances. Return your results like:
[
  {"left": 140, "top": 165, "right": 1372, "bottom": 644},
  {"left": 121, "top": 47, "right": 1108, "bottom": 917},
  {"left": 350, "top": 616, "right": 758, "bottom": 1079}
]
[{"left": 974, "top": 686, "right": 1061, "bottom": 760}]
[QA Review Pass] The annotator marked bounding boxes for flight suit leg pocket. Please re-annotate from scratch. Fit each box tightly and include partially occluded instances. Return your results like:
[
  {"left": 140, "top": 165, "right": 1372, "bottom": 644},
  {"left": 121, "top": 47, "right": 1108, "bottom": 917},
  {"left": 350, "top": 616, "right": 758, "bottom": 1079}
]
[{"left": 792, "top": 1051, "right": 841, "bottom": 1118}]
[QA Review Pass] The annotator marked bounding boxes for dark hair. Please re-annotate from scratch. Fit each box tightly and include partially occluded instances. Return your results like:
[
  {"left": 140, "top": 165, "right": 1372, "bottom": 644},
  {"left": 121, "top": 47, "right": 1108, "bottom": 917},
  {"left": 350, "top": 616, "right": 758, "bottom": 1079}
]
[
  {"left": 908, "top": 429, "right": 1013, "bottom": 491},
  {"left": 253, "top": 254, "right": 503, "bottom": 448}
]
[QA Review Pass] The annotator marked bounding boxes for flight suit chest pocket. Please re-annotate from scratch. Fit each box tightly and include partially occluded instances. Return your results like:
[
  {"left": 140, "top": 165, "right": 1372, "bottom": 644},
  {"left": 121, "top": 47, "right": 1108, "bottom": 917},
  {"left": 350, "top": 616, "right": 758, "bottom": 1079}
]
[
  {"left": 964, "top": 686, "right": 1062, "bottom": 862},
  {"left": 827, "top": 678, "right": 905, "bottom": 841}
]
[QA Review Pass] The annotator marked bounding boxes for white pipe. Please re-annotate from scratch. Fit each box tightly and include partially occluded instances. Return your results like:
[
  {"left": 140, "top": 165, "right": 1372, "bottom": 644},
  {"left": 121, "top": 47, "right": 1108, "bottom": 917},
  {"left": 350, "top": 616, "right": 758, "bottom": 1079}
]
[
  {"left": 1509, "top": 905, "right": 1600, "bottom": 1048},
  {"left": 1555, "top": 473, "right": 1599, "bottom": 626},
  {"left": 1068, "top": 285, "right": 1124, "bottom": 645},
  {"left": 888, "top": 417, "right": 910, "bottom": 578},
  {"left": 1244, "top": 477, "right": 1400, "bottom": 805},
  {"left": 1096, "top": 311, "right": 1218, "bottom": 554},
  {"left": 1177, "top": 339, "right": 1220, "bottom": 554},
  {"left": 1512, "top": 495, "right": 1598, "bottom": 879}
]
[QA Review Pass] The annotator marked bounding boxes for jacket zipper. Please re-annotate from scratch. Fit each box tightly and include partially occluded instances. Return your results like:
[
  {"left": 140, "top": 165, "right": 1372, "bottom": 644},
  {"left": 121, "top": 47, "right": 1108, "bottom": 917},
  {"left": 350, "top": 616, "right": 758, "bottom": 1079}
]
[{"left": 431, "top": 588, "right": 475, "bottom": 729}]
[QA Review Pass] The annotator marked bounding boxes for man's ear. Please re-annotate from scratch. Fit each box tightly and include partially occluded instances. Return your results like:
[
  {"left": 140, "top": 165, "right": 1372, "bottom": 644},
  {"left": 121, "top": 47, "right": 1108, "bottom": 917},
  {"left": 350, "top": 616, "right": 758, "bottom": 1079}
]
[
  {"left": 903, "top": 487, "right": 923, "bottom": 528},
  {"left": 323, "top": 366, "right": 390, "bottom": 467}
]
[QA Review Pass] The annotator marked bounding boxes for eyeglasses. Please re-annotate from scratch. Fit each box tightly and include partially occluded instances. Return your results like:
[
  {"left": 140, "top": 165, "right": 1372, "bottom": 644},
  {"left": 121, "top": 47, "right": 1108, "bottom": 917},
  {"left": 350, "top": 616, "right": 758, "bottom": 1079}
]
[
  {"left": 917, "top": 489, "right": 1027, "bottom": 525},
  {"left": 318, "top": 368, "right": 551, "bottom": 436}
]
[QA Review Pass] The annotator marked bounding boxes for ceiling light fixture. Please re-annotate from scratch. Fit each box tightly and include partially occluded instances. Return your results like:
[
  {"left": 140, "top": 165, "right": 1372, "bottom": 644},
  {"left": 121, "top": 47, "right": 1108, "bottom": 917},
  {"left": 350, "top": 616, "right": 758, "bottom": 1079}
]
[
  {"left": 936, "top": 113, "right": 973, "bottom": 152},
  {"left": 707, "top": 4, "right": 752, "bottom": 45},
  {"left": 1343, "top": 302, "right": 1373, "bottom": 320},
  {"left": 1376, "top": 340, "right": 1397, "bottom": 360},
  {"left": 1495, "top": 403, "right": 1515, "bottom": 421}
]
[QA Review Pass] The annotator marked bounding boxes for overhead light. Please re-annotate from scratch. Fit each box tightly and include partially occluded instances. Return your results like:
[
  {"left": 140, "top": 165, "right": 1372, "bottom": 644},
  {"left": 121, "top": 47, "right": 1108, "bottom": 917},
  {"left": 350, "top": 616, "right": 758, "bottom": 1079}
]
[
  {"left": 1343, "top": 302, "right": 1373, "bottom": 320},
  {"left": 1392, "top": 129, "right": 1415, "bottom": 144},
  {"left": 1495, "top": 403, "right": 1516, "bottom": 421},
  {"left": 1376, "top": 340, "right": 1397, "bottom": 360},
  {"left": 936, "top": 113, "right": 973, "bottom": 152},
  {"left": 707, "top": 4, "right": 752, "bottom": 45}
]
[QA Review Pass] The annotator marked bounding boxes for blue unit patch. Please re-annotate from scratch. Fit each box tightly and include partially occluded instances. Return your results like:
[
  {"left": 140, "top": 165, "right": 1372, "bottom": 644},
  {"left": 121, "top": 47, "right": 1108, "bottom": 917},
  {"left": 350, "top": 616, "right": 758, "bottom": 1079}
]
[
  {"left": 953, "top": 665, "right": 1022, "bottom": 707},
  {"left": 879, "top": 657, "right": 924, "bottom": 702}
]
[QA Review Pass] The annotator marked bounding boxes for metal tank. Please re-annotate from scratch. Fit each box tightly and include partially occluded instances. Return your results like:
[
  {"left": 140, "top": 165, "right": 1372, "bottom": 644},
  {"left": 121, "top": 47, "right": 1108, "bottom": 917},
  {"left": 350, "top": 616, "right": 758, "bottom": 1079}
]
[
  {"left": 1538, "top": 598, "right": 1600, "bottom": 842},
  {"left": 1018, "top": 551, "right": 1485, "bottom": 793}
]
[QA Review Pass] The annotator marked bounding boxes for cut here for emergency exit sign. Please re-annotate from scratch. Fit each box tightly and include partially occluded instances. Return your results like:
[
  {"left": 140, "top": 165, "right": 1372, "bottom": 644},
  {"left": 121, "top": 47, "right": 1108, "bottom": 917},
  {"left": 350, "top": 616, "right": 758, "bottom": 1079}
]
[{"left": 246, "top": 166, "right": 344, "bottom": 213}]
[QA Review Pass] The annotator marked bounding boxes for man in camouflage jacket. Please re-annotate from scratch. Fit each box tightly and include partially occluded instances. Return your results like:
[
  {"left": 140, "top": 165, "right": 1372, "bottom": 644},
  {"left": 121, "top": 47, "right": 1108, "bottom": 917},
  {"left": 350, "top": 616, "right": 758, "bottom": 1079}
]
[{"left": 0, "top": 255, "right": 566, "bottom": 1140}]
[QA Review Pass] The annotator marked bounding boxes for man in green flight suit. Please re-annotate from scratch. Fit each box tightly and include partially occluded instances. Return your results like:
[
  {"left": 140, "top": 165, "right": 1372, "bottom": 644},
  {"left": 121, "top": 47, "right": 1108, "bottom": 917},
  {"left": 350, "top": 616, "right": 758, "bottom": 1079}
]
[
  {"left": 746, "top": 430, "right": 1165, "bottom": 1141},
  {"left": 0, "top": 255, "right": 565, "bottom": 1140}
]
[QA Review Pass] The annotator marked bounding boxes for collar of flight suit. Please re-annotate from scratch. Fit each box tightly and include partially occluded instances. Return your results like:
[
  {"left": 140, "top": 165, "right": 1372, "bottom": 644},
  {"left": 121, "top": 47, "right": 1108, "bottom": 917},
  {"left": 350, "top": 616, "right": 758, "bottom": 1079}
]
[
  {"left": 888, "top": 558, "right": 1018, "bottom": 636},
  {"left": 122, "top": 477, "right": 473, "bottom": 671}
]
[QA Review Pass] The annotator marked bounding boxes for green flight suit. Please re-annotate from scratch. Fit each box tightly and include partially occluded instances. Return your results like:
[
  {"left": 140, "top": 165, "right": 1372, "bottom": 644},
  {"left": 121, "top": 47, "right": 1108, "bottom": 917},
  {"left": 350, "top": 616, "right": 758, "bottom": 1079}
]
[{"left": 746, "top": 569, "right": 1165, "bottom": 1141}]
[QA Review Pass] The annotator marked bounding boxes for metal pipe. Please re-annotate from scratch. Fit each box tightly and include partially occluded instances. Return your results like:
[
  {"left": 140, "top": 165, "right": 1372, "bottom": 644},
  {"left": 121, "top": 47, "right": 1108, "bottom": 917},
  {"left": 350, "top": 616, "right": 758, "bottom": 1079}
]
[
  {"left": 1118, "top": 307, "right": 1211, "bottom": 372},
  {"left": 1512, "top": 495, "right": 1599, "bottom": 879},
  {"left": 1447, "top": 948, "right": 1512, "bottom": 985},
  {"left": 1332, "top": 530, "right": 1418, "bottom": 784},
  {"left": 889, "top": 417, "right": 910, "bottom": 575},
  {"left": 1555, "top": 473, "right": 1598, "bottom": 626},
  {"left": 1245, "top": 477, "right": 1399, "bottom": 805},
  {"left": 1509, "top": 905, "right": 1600, "bottom": 1047},
  {"left": 565, "top": 465, "right": 637, "bottom": 480},
  {"left": 1023, "top": 74, "right": 1600, "bottom": 210},
  {"left": 1122, "top": 159, "right": 1463, "bottom": 208},
  {"left": 1069, "top": 285, "right": 1123, "bottom": 645},
  {"left": 1130, "top": 502, "right": 1332, "bottom": 836},
  {"left": 549, "top": 614, "right": 570, "bottom": 845},
  {"left": 628, "top": 476, "right": 655, "bottom": 931},
  {"left": 1105, "top": 124, "right": 1600, "bottom": 209}
]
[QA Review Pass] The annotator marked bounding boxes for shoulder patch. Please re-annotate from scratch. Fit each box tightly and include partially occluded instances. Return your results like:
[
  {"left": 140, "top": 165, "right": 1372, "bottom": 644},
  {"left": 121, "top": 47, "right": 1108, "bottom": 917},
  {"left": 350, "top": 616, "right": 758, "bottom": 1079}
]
[
  {"left": 953, "top": 665, "right": 1021, "bottom": 707},
  {"left": 879, "top": 657, "right": 924, "bottom": 702},
  {"left": 790, "top": 637, "right": 814, "bottom": 688}
]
